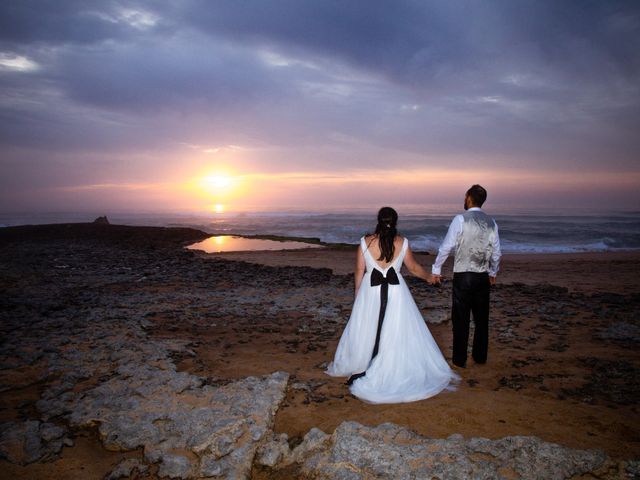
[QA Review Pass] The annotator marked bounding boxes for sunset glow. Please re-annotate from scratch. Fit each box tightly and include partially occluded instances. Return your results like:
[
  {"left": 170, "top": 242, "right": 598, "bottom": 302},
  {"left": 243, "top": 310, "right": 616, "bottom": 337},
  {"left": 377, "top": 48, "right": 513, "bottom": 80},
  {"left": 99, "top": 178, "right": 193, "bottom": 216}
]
[{"left": 39, "top": 165, "right": 640, "bottom": 214}]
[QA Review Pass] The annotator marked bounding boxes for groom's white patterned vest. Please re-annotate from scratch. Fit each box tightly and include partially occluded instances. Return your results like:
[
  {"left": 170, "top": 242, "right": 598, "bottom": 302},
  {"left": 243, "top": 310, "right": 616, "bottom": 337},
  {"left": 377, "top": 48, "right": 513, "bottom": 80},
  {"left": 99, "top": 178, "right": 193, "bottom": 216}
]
[{"left": 453, "top": 210, "right": 498, "bottom": 273}]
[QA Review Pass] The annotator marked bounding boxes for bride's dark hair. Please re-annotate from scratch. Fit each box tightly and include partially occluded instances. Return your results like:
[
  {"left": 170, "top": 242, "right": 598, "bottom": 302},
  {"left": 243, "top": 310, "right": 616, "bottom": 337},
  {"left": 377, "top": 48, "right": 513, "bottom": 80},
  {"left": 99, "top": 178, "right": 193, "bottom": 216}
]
[{"left": 375, "top": 206, "right": 398, "bottom": 262}]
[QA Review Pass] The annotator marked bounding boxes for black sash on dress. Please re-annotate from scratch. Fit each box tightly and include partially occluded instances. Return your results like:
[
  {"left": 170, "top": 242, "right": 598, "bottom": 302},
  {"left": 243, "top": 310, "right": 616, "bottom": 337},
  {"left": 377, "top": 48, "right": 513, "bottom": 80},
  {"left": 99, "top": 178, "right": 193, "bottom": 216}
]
[{"left": 347, "top": 266, "right": 400, "bottom": 385}]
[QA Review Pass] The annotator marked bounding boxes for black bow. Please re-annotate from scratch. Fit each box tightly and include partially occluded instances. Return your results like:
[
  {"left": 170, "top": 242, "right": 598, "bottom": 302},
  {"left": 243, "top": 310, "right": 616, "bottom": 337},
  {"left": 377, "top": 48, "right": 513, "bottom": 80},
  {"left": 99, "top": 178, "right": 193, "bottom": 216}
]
[
  {"left": 370, "top": 267, "right": 400, "bottom": 287},
  {"left": 347, "top": 267, "right": 400, "bottom": 385}
]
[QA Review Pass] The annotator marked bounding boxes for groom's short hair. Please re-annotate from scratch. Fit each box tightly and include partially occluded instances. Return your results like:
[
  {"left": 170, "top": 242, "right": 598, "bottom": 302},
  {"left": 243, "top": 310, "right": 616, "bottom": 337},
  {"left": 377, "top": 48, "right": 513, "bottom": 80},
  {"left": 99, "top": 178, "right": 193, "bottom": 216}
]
[{"left": 466, "top": 184, "right": 487, "bottom": 207}]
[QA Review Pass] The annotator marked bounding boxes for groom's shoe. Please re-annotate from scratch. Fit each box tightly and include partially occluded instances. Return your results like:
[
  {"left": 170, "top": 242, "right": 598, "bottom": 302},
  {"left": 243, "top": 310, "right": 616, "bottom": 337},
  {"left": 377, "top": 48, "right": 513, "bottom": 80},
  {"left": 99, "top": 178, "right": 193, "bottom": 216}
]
[{"left": 452, "top": 361, "right": 466, "bottom": 369}]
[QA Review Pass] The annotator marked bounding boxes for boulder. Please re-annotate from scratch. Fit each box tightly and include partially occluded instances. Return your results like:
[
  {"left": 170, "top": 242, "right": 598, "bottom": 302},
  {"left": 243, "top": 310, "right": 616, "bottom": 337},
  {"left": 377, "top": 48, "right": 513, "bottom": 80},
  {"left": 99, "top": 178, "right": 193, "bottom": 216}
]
[{"left": 93, "top": 216, "right": 110, "bottom": 224}]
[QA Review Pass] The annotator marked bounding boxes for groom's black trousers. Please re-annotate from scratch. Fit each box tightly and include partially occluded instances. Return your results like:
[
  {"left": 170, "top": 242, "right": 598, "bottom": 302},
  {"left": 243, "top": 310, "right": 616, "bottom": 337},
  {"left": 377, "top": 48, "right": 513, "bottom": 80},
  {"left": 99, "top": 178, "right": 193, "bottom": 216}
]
[{"left": 451, "top": 272, "right": 490, "bottom": 367}]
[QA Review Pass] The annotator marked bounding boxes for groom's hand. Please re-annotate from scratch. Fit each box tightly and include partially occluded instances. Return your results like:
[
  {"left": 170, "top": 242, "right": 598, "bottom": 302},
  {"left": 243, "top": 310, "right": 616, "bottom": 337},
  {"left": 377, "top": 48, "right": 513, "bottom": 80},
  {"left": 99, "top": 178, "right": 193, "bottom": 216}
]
[{"left": 429, "top": 274, "right": 442, "bottom": 285}]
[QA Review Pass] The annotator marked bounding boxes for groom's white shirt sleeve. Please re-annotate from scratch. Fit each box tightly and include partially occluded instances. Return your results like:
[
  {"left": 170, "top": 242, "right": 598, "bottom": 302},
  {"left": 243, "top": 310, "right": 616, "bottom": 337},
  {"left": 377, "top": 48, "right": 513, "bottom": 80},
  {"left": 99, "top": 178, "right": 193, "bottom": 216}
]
[{"left": 431, "top": 214, "right": 464, "bottom": 275}]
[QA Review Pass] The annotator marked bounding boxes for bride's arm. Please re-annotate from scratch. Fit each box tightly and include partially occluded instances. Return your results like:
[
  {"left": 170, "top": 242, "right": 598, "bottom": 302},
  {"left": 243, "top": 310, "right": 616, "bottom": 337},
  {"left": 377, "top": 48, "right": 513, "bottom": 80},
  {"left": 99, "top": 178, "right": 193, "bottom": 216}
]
[
  {"left": 354, "top": 245, "right": 366, "bottom": 296},
  {"left": 403, "top": 245, "right": 430, "bottom": 282}
]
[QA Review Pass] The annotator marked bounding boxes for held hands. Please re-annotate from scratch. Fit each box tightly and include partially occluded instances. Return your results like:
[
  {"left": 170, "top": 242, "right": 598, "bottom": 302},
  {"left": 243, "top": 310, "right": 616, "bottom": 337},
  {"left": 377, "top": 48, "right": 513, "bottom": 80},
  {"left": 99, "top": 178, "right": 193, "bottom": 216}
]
[{"left": 489, "top": 276, "right": 497, "bottom": 286}]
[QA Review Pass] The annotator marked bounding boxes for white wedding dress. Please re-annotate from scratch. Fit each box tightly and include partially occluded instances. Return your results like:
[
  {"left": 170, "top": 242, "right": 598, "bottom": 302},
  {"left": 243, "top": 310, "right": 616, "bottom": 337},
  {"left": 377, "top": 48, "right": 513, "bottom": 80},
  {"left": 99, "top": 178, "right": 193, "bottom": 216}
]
[{"left": 326, "top": 237, "right": 458, "bottom": 403}]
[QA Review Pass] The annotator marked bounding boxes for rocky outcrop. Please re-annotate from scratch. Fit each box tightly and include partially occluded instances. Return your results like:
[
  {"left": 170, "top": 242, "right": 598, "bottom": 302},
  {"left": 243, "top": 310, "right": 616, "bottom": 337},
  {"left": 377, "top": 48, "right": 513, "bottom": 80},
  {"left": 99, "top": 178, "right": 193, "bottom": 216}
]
[
  {"left": 0, "top": 233, "right": 291, "bottom": 477},
  {"left": 23, "top": 307, "right": 289, "bottom": 479},
  {"left": 257, "top": 421, "right": 613, "bottom": 480},
  {"left": 1, "top": 227, "right": 638, "bottom": 479},
  {"left": 69, "top": 370, "right": 289, "bottom": 479}
]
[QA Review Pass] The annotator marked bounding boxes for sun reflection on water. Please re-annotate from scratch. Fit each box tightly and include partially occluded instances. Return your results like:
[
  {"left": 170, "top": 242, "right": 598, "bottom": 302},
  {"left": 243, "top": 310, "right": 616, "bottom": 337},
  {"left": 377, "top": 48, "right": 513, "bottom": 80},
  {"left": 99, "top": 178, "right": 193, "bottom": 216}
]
[{"left": 187, "top": 235, "right": 323, "bottom": 253}]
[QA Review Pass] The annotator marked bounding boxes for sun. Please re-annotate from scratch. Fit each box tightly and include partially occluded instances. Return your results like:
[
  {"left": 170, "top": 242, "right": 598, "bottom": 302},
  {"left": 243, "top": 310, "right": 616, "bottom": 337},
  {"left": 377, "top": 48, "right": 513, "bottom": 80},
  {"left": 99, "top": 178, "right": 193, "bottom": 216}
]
[{"left": 202, "top": 174, "right": 233, "bottom": 190}]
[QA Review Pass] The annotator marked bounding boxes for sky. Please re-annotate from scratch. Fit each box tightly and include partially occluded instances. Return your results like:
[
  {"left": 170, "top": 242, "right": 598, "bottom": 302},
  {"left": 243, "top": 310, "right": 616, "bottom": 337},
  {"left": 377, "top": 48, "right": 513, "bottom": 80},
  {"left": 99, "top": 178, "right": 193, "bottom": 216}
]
[{"left": 1, "top": 0, "right": 639, "bottom": 214}]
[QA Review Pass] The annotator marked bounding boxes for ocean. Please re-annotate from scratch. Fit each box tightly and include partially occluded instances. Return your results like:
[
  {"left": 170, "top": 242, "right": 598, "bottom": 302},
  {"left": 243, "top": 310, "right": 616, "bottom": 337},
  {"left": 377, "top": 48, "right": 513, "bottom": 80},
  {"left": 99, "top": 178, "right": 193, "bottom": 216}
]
[{"left": 1, "top": 208, "right": 639, "bottom": 254}]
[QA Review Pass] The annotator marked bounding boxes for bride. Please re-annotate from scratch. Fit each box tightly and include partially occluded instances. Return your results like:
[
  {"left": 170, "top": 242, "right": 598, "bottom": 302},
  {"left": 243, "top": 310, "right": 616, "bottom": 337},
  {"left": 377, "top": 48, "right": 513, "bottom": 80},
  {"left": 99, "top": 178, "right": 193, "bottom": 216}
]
[{"left": 326, "top": 207, "right": 458, "bottom": 403}]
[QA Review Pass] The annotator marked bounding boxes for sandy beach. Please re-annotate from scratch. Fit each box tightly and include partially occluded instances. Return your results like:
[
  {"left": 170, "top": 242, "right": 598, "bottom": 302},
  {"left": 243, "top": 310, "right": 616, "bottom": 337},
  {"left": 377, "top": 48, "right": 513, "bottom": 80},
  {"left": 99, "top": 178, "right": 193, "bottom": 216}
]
[{"left": 1, "top": 224, "right": 638, "bottom": 479}]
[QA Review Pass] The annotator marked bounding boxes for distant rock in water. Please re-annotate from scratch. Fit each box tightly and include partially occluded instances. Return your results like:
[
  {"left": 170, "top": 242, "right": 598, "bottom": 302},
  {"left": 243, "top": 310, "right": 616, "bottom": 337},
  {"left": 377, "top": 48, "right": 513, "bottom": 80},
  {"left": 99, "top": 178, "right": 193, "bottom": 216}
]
[{"left": 92, "top": 216, "right": 110, "bottom": 225}]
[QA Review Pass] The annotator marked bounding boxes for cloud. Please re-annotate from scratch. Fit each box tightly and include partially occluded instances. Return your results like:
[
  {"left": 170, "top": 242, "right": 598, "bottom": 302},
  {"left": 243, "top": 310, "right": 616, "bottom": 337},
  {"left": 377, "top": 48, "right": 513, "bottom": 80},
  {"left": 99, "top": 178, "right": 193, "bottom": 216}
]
[
  {"left": 0, "top": 52, "right": 39, "bottom": 72},
  {"left": 57, "top": 36, "right": 286, "bottom": 113},
  {"left": 0, "top": 0, "right": 174, "bottom": 45}
]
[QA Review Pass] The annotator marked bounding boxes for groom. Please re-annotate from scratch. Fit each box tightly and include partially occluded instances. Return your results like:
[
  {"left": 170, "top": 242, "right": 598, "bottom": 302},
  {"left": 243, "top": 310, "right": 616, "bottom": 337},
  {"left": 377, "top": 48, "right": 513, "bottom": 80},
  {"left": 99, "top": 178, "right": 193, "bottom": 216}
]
[{"left": 430, "top": 185, "right": 501, "bottom": 368}]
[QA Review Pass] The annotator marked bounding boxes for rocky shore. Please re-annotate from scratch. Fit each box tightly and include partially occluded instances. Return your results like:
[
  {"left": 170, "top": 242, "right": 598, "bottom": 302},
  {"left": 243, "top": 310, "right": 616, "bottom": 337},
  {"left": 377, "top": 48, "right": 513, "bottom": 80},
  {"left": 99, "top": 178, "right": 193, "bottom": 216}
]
[{"left": 0, "top": 224, "right": 638, "bottom": 479}]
